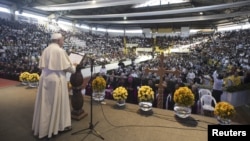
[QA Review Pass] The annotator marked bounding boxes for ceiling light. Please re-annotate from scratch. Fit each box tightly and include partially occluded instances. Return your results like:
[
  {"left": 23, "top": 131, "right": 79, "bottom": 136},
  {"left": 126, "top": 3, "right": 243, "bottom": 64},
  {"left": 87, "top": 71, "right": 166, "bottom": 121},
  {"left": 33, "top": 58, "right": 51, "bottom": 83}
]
[{"left": 134, "top": 0, "right": 190, "bottom": 8}]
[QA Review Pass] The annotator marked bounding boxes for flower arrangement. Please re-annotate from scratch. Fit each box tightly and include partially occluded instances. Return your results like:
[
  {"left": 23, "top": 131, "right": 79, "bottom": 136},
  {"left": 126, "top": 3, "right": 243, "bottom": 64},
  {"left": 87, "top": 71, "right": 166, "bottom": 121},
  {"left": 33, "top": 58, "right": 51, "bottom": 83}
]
[
  {"left": 92, "top": 76, "right": 106, "bottom": 92},
  {"left": 214, "top": 101, "right": 236, "bottom": 119},
  {"left": 173, "top": 86, "right": 195, "bottom": 107},
  {"left": 19, "top": 72, "right": 30, "bottom": 82},
  {"left": 138, "top": 85, "right": 154, "bottom": 102},
  {"left": 27, "top": 73, "right": 40, "bottom": 82},
  {"left": 112, "top": 86, "right": 128, "bottom": 101}
]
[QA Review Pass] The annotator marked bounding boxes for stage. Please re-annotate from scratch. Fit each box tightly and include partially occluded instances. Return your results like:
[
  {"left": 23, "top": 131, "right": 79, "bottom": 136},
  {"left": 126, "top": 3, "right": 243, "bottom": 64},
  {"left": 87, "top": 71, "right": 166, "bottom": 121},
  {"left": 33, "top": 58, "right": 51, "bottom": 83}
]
[{"left": 0, "top": 84, "right": 221, "bottom": 141}]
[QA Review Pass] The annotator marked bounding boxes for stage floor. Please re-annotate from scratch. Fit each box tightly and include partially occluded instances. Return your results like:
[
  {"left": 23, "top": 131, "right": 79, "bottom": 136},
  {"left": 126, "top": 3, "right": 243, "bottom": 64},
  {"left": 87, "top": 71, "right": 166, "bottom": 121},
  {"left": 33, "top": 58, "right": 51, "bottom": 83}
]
[
  {"left": 0, "top": 78, "right": 20, "bottom": 88},
  {"left": 0, "top": 85, "right": 222, "bottom": 141}
]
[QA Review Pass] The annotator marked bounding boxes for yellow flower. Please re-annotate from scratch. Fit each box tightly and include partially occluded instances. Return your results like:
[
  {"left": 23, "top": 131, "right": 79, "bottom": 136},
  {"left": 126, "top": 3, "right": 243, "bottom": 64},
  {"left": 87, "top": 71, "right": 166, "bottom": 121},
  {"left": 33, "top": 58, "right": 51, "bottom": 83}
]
[
  {"left": 214, "top": 102, "right": 236, "bottom": 119},
  {"left": 112, "top": 86, "right": 128, "bottom": 101},
  {"left": 19, "top": 72, "right": 31, "bottom": 81},
  {"left": 173, "top": 86, "right": 195, "bottom": 106},
  {"left": 92, "top": 76, "right": 106, "bottom": 92},
  {"left": 27, "top": 73, "right": 40, "bottom": 82},
  {"left": 138, "top": 85, "right": 154, "bottom": 102}
]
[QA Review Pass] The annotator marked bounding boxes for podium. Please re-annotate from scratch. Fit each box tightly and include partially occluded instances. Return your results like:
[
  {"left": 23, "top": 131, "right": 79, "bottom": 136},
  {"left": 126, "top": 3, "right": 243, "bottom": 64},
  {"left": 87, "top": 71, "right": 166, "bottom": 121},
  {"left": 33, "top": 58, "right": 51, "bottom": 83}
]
[{"left": 69, "top": 53, "right": 88, "bottom": 120}]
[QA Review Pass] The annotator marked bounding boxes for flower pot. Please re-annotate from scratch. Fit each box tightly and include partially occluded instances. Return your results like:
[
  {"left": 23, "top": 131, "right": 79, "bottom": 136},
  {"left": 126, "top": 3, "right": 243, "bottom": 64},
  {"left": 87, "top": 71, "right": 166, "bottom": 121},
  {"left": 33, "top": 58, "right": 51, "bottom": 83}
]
[
  {"left": 93, "top": 91, "right": 105, "bottom": 101},
  {"left": 174, "top": 104, "right": 192, "bottom": 118},
  {"left": 139, "top": 101, "right": 152, "bottom": 111},
  {"left": 21, "top": 80, "right": 28, "bottom": 86},
  {"left": 28, "top": 81, "right": 39, "bottom": 88},
  {"left": 216, "top": 116, "right": 231, "bottom": 125},
  {"left": 116, "top": 99, "right": 126, "bottom": 107}
]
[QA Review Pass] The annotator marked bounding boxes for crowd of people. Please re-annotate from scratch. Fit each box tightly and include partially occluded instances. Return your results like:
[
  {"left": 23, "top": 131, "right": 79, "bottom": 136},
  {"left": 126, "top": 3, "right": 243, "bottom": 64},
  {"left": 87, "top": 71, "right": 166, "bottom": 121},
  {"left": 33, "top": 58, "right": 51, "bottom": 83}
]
[
  {"left": 0, "top": 18, "right": 134, "bottom": 80},
  {"left": 85, "top": 29, "right": 250, "bottom": 114},
  {"left": 1, "top": 17, "right": 250, "bottom": 139},
  {"left": 1, "top": 18, "right": 250, "bottom": 96}
]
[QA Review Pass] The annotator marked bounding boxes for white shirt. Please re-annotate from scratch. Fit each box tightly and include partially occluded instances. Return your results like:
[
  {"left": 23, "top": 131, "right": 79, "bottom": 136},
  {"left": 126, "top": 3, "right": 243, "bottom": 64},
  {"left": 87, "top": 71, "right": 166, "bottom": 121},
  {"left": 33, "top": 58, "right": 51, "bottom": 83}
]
[
  {"left": 203, "top": 75, "right": 211, "bottom": 86},
  {"left": 213, "top": 74, "right": 223, "bottom": 91},
  {"left": 187, "top": 72, "right": 195, "bottom": 80},
  {"left": 131, "top": 72, "right": 138, "bottom": 78},
  {"left": 100, "top": 67, "right": 107, "bottom": 75}
]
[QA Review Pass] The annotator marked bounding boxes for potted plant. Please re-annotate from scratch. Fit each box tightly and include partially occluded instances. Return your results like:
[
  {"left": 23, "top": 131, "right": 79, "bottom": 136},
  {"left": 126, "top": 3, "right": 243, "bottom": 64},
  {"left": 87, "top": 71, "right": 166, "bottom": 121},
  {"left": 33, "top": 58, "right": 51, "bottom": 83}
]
[
  {"left": 137, "top": 85, "right": 155, "bottom": 111},
  {"left": 92, "top": 76, "right": 106, "bottom": 101},
  {"left": 214, "top": 101, "right": 236, "bottom": 125},
  {"left": 19, "top": 72, "right": 31, "bottom": 85},
  {"left": 27, "top": 73, "right": 40, "bottom": 87},
  {"left": 112, "top": 86, "right": 128, "bottom": 106},
  {"left": 173, "top": 86, "right": 195, "bottom": 118}
]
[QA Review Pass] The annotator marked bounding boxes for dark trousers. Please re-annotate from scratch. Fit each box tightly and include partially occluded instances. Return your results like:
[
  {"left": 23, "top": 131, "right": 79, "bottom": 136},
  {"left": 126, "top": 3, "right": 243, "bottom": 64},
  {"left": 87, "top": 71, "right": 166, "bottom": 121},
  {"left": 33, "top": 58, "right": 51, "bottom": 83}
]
[{"left": 212, "top": 89, "right": 223, "bottom": 103}]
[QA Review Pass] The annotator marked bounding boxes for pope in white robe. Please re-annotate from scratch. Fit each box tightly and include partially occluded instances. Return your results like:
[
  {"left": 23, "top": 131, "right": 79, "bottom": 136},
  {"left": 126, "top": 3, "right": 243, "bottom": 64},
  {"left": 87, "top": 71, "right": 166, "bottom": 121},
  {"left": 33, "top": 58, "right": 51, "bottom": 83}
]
[{"left": 32, "top": 33, "right": 76, "bottom": 139}]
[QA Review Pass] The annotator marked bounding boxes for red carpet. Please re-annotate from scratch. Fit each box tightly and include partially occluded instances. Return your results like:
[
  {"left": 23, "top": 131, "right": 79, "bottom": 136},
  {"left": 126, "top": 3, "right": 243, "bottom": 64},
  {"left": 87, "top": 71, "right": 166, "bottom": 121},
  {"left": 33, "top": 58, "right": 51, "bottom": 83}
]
[{"left": 0, "top": 78, "right": 20, "bottom": 88}]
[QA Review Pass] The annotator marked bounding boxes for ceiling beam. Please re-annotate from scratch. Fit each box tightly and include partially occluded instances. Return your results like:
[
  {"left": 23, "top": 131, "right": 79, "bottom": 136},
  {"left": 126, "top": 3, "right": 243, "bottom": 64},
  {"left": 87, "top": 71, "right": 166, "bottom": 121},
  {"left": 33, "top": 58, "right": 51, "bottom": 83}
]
[
  {"left": 83, "top": 11, "right": 250, "bottom": 24},
  {"left": 34, "top": 0, "right": 145, "bottom": 11},
  {"left": 66, "top": 1, "right": 250, "bottom": 19}
]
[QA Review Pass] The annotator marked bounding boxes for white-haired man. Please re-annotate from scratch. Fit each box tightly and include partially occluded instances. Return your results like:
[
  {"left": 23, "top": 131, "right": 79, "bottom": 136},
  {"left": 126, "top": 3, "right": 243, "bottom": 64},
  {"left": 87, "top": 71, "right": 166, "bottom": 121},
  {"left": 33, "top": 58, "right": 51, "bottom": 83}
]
[{"left": 32, "top": 33, "right": 77, "bottom": 139}]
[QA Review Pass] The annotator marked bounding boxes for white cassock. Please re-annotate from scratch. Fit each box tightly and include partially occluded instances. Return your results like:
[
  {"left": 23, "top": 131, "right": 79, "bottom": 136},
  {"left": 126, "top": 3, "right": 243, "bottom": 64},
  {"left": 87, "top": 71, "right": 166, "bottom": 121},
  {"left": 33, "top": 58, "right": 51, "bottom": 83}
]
[{"left": 32, "top": 43, "right": 75, "bottom": 139}]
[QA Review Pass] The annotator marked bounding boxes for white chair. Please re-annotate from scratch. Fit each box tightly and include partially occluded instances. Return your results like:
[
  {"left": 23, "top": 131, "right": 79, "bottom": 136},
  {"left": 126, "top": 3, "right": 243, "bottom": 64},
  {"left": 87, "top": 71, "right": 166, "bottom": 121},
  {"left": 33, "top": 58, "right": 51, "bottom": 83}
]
[
  {"left": 197, "top": 89, "right": 212, "bottom": 114},
  {"left": 165, "top": 94, "right": 172, "bottom": 110},
  {"left": 200, "top": 95, "right": 217, "bottom": 116},
  {"left": 198, "top": 88, "right": 212, "bottom": 98}
]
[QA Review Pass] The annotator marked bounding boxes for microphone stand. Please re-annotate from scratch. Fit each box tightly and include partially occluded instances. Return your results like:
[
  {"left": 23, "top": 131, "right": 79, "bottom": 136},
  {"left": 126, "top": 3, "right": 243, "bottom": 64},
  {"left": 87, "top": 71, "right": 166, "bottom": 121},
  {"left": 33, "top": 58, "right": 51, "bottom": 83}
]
[{"left": 71, "top": 58, "right": 104, "bottom": 140}]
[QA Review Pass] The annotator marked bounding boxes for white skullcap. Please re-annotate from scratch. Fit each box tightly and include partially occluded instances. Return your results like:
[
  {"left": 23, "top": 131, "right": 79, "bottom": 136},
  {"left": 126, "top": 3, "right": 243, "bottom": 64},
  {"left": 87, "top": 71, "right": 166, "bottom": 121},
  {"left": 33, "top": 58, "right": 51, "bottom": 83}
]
[{"left": 51, "top": 33, "right": 62, "bottom": 40}]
